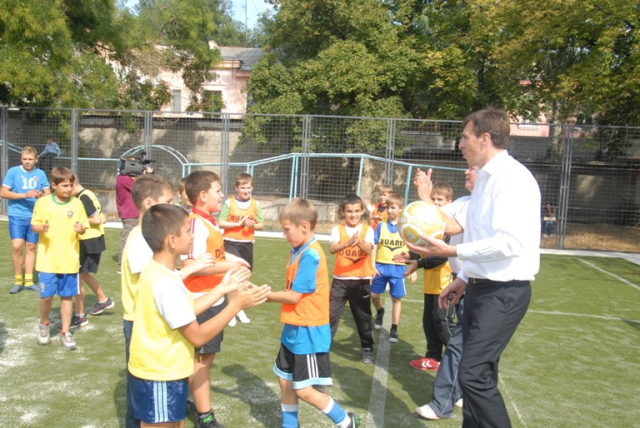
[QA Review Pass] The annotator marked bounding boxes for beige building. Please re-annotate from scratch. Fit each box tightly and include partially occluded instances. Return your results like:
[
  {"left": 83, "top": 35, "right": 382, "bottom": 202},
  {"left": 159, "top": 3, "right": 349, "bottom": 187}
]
[{"left": 158, "top": 41, "right": 263, "bottom": 116}]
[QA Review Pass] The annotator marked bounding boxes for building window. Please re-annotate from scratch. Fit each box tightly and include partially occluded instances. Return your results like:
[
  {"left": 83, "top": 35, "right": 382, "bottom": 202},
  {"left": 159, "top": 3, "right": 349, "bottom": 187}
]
[
  {"left": 172, "top": 90, "right": 182, "bottom": 112},
  {"left": 518, "top": 113, "right": 539, "bottom": 130},
  {"left": 202, "top": 90, "right": 224, "bottom": 112}
]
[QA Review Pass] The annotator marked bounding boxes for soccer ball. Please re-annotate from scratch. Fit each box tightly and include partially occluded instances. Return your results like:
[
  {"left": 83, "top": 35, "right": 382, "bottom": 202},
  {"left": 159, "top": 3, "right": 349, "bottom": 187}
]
[{"left": 398, "top": 201, "right": 447, "bottom": 246}]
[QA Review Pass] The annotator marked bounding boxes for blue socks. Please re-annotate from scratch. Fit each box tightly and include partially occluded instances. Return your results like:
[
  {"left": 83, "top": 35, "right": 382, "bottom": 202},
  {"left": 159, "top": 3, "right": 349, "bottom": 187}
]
[
  {"left": 281, "top": 403, "right": 299, "bottom": 428},
  {"left": 322, "top": 398, "right": 348, "bottom": 425}
]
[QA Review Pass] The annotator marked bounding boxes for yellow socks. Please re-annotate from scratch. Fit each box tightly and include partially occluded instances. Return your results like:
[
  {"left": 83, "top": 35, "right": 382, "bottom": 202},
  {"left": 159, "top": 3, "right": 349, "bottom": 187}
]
[
  {"left": 24, "top": 274, "right": 34, "bottom": 287},
  {"left": 14, "top": 274, "right": 24, "bottom": 286}
]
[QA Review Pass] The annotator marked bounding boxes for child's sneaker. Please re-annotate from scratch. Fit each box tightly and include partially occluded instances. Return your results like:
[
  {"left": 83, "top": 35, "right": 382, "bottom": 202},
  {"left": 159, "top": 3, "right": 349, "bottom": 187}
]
[
  {"left": 59, "top": 332, "right": 77, "bottom": 351},
  {"left": 9, "top": 284, "right": 24, "bottom": 294},
  {"left": 388, "top": 329, "right": 398, "bottom": 343},
  {"left": 70, "top": 314, "right": 89, "bottom": 330},
  {"left": 236, "top": 310, "right": 250, "bottom": 324},
  {"left": 374, "top": 308, "right": 385, "bottom": 330},
  {"left": 228, "top": 316, "right": 237, "bottom": 327},
  {"left": 36, "top": 323, "right": 51, "bottom": 345},
  {"left": 24, "top": 284, "right": 40, "bottom": 292},
  {"left": 346, "top": 412, "right": 359, "bottom": 428},
  {"left": 195, "top": 411, "right": 225, "bottom": 428},
  {"left": 362, "top": 348, "right": 374, "bottom": 364},
  {"left": 90, "top": 298, "right": 115, "bottom": 315}
]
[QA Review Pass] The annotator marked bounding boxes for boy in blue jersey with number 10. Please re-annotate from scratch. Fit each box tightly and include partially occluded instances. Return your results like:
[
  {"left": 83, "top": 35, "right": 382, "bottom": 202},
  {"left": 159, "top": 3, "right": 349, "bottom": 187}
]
[{"left": 1, "top": 146, "right": 50, "bottom": 294}]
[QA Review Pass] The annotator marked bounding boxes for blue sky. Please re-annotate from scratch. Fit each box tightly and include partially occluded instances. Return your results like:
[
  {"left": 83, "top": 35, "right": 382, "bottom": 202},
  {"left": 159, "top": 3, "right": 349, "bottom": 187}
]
[{"left": 124, "top": 0, "right": 272, "bottom": 29}]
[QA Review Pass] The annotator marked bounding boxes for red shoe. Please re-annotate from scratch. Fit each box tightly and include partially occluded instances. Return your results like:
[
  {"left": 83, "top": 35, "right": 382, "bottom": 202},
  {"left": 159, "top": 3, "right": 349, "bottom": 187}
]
[{"left": 410, "top": 357, "right": 440, "bottom": 371}]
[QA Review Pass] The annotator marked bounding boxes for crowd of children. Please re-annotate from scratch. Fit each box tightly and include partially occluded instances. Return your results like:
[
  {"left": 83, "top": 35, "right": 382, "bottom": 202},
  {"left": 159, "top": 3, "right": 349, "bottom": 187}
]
[{"left": 2, "top": 145, "right": 468, "bottom": 427}]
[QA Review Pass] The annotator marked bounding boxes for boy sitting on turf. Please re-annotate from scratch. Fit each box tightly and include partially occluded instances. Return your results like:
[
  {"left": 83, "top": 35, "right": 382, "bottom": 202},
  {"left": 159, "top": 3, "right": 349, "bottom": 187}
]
[
  {"left": 31, "top": 167, "right": 89, "bottom": 350},
  {"left": 370, "top": 193, "right": 408, "bottom": 343},
  {"left": 267, "top": 198, "right": 359, "bottom": 428},
  {"left": 70, "top": 174, "right": 114, "bottom": 330},
  {"left": 129, "top": 204, "right": 270, "bottom": 428},
  {"left": 1, "top": 145, "right": 50, "bottom": 294},
  {"left": 181, "top": 170, "right": 251, "bottom": 428}
]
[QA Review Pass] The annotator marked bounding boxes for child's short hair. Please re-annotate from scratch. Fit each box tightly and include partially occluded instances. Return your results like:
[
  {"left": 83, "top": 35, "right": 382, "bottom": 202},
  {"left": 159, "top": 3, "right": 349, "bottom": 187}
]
[
  {"left": 280, "top": 198, "right": 317, "bottom": 230},
  {"left": 132, "top": 175, "right": 174, "bottom": 210},
  {"left": 21, "top": 146, "right": 37, "bottom": 157},
  {"left": 141, "top": 204, "right": 189, "bottom": 252},
  {"left": 185, "top": 170, "right": 220, "bottom": 204},
  {"left": 431, "top": 182, "right": 453, "bottom": 202},
  {"left": 50, "top": 167, "right": 75, "bottom": 185},
  {"left": 341, "top": 193, "right": 364, "bottom": 212},
  {"left": 379, "top": 184, "right": 393, "bottom": 194},
  {"left": 385, "top": 193, "right": 404, "bottom": 208},
  {"left": 235, "top": 172, "right": 253, "bottom": 187},
  {"left": 178, "top": 177, "right": 187, "bottom": 193}
]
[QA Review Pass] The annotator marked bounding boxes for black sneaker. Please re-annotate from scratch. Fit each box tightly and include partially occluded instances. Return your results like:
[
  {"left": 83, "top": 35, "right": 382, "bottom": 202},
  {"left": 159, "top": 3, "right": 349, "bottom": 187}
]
[
  {"left": 196, "top": 412, "right": 225, "bottom": 428},
  {"left": 90, "top": 298, "right": 115, "bottom": 315},
  {"left": 346, "top": 412, "right": 359, "bottom": 428},
  {"left": 362, "top": 348, "right": 374, "bottom": 364},
  {"left": 70, "top": 314, "right": 89, "bottom": 330},
  {"left": 186, "top": 397, "right": 197, "bottom": 414},
  {"left": 374, "top": 308, "right": 385, "bottom": 330},
  {"left": 388, "top": 329, "right": 398, "bottom": 343}
]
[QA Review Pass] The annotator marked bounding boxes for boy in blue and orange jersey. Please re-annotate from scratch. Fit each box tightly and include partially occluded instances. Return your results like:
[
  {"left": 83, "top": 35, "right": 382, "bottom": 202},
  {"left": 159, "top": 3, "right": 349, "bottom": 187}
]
[
  {"left": 329, "top": 194, "right": 375, "bottom": 364},
  {"left": 267, "top": 198, "right": 359, "bottom": 428},
  {"left": 219, "top": 172, "right": 264, "bottom": 324}
]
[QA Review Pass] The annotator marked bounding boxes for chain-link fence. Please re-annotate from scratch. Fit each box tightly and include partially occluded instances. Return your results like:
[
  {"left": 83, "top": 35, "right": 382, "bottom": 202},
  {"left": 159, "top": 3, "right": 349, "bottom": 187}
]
[{"left": 1, "top": 107, "right": 639, "bottom": 252}]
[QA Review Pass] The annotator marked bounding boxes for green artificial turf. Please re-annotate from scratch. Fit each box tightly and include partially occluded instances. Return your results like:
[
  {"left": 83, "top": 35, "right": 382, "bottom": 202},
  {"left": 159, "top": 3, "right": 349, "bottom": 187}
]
[{"left": 0, "top": 224, "right": 638, "bottom": 427}]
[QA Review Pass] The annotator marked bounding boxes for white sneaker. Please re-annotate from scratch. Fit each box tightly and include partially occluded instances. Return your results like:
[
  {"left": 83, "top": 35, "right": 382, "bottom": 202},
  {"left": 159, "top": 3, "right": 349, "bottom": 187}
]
[
  {"left": 455, "top": 398, "right": 464, "bottom": 408},
  {"left": 59, "top": 332, "right": 77, "bottom": 351},
  {"left": 236, "top": 310, "right": 250, "bottom": 324},
  {"left": 416, "top": 404, "right": 440, "bottom": 420},
  {"left": 228, "top": 316, "right": 237, "bottom": 327},
  {"left": 36, "top": 323, "right": 51, "bottom": 345}
]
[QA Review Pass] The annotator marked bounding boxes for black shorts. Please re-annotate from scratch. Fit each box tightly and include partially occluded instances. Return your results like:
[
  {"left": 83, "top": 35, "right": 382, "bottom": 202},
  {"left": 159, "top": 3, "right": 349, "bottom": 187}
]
[
  {"left": 223, "top": 240, "right": 253, "bottom": 270},
  {"left": 79, "top": 250, "right": 102, "bottom": 274},
  {"left": 195, "top": 301, "right": 225, "bottom": 354},
  {"left": 274, "top": 344, "right": 333, "bottom": 390}
]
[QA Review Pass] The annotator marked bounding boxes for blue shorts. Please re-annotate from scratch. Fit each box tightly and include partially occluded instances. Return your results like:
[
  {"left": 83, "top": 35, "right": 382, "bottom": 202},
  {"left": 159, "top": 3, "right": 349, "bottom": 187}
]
[
  {"left": 371, "top": 275, "right": 406, "bottom": 298},
  {"left": 39, "top": 273, "right": 79, "bottom": 298},
  {"left": 9, "top": 216, "right": 39, "bottom": 243},
  {"left": 129, "top": 375, "right": 188, "bottom": 424}
]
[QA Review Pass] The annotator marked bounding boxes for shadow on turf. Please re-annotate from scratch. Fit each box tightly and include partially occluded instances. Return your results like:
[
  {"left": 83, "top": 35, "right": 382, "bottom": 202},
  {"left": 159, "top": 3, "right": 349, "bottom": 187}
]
[{"left": 625, "top": 319, "right": 640, "bottom": 332}]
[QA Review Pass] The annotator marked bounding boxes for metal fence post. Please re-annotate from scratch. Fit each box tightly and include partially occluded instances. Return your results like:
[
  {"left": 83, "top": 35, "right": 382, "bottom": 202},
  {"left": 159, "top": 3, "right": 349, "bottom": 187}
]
[
  {"left": 556, "top": 124, "right": 574, "bottom": 249},
  {"left": 144, "top": 111, "right": 153, "bottom": 156},
  {"left": 70, "top": 109, "right": 79, "bottom": 173},
  {"left": 300, "top": 115, "right": 311, "bottom": 199},
  {"left": 384, "top": 118, "right": 396, "bottom": 185}
]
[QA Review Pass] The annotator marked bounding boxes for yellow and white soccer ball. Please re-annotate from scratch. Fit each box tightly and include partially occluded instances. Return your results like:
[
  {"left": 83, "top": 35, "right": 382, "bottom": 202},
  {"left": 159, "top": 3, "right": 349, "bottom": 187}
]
[{"left": 398, "top": 201, "right": 447, "bottom": 246}]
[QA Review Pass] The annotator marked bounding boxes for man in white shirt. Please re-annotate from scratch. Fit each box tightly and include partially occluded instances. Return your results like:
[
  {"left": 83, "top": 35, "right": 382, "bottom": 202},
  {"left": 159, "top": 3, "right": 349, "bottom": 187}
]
[{"left": 407, "top": 108, "right": 541, "bottom": 428}]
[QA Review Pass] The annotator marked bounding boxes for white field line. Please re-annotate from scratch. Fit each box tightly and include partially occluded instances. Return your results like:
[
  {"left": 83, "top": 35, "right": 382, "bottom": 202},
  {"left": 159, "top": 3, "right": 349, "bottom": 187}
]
[
  {"left": 528, "top": 310, "right": 640, "bottom": 324},
  {"left": 577, "top": 258, "right": 640, "bottom": 291},
  {"left": 366, "top": 298, "right": 393, "bottom": 428},
  {"left": 499, "top": 377, "right": 526, "bottom": 427}
]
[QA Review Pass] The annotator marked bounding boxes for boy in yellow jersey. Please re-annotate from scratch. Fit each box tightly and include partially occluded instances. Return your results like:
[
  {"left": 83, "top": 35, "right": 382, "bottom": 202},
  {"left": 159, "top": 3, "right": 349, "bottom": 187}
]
[
  {"left": 31, "top": 167, "right": 89, "bottom": 350},
  {"left": 129, "top": 204, "right": 270, "bottom": 427},
  {"left": 70, "top": 174, "right": 114, "bottom": 330},
  {"left": 122, "top": 174, "right": 216, "bottom": 428},
  {"left": 181, "top": 170, "right": 250, "bottom": 428},
  {"left": 368, "top": 184, "right": 392, "bottom": 231},
  {"left": 370, "top": 193, "right": 407, "bottom": 343},
  {"left": 266, "top": 198, "right": 359, "bottom": 428},
  {"left": 396, "top": 183, "right": 456, "bottom": 372},
  {"left": 218, "top": 172, "right": 265, "bottom": 325},
  {"left": 328, "top": 194, "right": 375, "bottom": 364}
]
